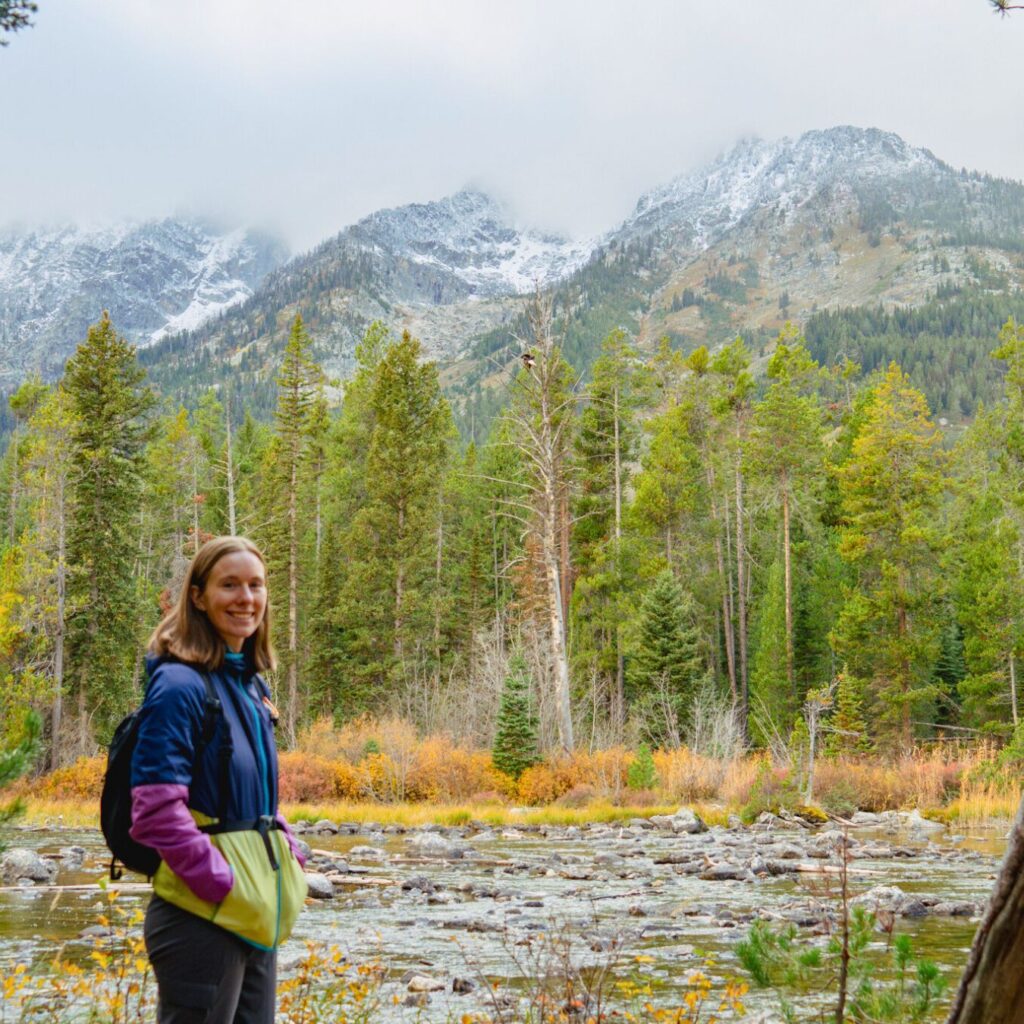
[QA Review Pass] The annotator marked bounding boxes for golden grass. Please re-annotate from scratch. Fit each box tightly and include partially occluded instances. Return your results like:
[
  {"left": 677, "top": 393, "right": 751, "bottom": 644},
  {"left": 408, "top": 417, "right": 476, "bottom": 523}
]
[
  {"left": 278, "top": 800, "right": 703, "bottom": 828},
  {"left": 10, "top": 790, "right": 1018, "bottom": 832},
  {"left": 16, "top": 798, "right": 99, "bottom": 827},
  {"left": 931, "top": 785, "right": 1022, "bottom": 826}
]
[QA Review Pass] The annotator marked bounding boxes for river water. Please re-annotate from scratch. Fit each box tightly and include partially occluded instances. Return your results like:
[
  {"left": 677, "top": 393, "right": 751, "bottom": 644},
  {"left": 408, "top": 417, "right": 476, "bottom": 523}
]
[{"left": 0, "top": 816, "right": 1005, "bottom": 1021}]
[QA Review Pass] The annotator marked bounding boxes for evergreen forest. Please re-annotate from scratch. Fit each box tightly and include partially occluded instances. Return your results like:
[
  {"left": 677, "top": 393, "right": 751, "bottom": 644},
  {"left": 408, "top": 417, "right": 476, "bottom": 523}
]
[{"left": 1, "top": 301, "right": 1023, "bottom": 775}]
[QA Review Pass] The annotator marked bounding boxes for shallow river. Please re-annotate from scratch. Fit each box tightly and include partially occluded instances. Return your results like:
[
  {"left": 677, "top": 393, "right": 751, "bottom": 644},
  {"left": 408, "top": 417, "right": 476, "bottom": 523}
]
[{"left": 0, "top": 814, "right": 1005, "bottom": 1021}]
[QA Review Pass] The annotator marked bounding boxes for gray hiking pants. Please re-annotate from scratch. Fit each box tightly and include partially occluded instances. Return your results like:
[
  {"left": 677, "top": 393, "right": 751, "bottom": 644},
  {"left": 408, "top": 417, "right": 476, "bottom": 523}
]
[{"left": 144, "top": 895, "right": 276, "bottom": 1024}]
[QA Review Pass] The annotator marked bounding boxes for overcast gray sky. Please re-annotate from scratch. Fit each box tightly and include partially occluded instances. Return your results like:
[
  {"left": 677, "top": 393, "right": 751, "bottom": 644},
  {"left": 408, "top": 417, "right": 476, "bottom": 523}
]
[{"left": 3, "top": 1, "right": 1023, "bottom": 251}]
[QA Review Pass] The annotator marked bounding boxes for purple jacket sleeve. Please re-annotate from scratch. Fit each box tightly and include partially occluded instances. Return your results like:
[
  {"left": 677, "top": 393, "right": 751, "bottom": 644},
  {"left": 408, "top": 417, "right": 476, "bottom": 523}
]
[
  {"left": 275, "top": 812, "right": 307, "bottom": 867},
  {"left": 130, "top": 783, "right": 234, "bottom": 903}
]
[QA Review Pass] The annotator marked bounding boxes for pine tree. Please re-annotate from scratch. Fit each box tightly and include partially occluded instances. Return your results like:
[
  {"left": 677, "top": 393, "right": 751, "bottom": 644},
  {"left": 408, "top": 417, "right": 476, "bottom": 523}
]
[
  {"left": 272, "top": 314, "right": 323, "bottom": 745},
  {"left": 63, "top": 313, "right": 154, "bottom": 750},
  {"left": 18, "top": 387, "right": 76, "bottom": 767},
  {"left": 573, "top": 328, "right": 651, "bottom": 738},
  {"left": 832, "top": 363, "right": 947, "bottom": 753},
  {"left": 492, "top": 652, "right": 539, "bottom": 779},
  {"left": 826, "top": 670, "right": 872, "bottom": 757},
  {"left": 747, "top": 326, "right": 825, "bottom": 699},
  {"left": 629, "top": 570, "right": 704, "bottom": 746},
  {"left": 626, "top": 742, "right": 657, "bottom": 790},
  {"left": 332, "top": 330, "right": 452, "bottom": 712}
]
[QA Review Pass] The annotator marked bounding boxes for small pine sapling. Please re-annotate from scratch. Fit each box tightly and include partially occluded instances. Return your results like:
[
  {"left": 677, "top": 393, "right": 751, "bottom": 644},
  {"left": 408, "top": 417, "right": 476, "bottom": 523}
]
[
  {"left": 626, "top": 742, "right": 657, "bottom": 790},
  {"left": 492, "top": 653, "right": 539, "bottom": 780}
]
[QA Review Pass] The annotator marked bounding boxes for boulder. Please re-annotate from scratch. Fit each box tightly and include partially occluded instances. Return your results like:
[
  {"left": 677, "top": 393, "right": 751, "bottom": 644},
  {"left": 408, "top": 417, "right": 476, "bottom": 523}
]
[
  {"left": 303, "top": 872, "right": 334, "bottom": 899},
  {"left": 0, "top": 848, "right": 58, "bottom": 884},
  {"left": 903, "top": 809, "right": 945, "bottom": 833},
  {"left": 348, "top": 845, "right": 388, "bottom": 861},
  {"left": 59, "top": 846, "right": 86, "bottom": 870},
  {"left": 408, "top": 832, "right": 464, "bottom": 859},
  {"left": 699, "top": 862, "right": 752, "bottom": 882},
  {"left": 671, "top": 808, "right": 707, "bottom": 834},
  {"left": 407, "top": 974, "right": 445, "bottom": 992},
  {"left": 851, "top": 884, "right": 905, "bottom": 913}
]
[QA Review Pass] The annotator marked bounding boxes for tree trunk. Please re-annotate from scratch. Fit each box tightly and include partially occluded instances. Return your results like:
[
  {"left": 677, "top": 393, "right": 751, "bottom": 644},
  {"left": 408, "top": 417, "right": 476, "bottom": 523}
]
[
  {"left": 225, "top": 399, "right": 236, "bottom": 535},
  {"left": 286, "top": 449, "right": 299, "bottom": 747},
  {"left": 1010, "top": 653, "right": 1019, "bottom": 729},
  {"left": 783, "top": 481, "right": 795, "bottom": 696},
  {"left": 947, "top": 793, "right": 1024, "bottom": 1023},
  {"left": 51, "top": 477, "right": 66, "bottom": 771},
  {"left": 897, "top": 599, "right": 911, "bottom": 752},
  {"left": 394, "top": 504, "right": 405, "bottom": 663},
  {"left": 613, "top": 382, "right": 624, "bottom": 742},
  {"left": 735, "top": 453, "right": 749, "bottom": 740},
  {"left": 543, "top": 484, "right": 574, "bottom": 752},
  {"left": 191, "top": 454, "right": 201, "bottom": 555},
  {"left": 708, "top": 465, "right": 737, "bottom": 701},
  {"left": 434, "top": 495, "right": 444, "bottom": 679}
]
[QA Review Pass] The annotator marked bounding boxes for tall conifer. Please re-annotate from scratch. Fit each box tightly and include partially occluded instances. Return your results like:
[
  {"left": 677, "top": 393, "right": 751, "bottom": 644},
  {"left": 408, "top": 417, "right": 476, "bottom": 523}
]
[{"left": 63, "top": 313, "right": 154, "bottom": 749}]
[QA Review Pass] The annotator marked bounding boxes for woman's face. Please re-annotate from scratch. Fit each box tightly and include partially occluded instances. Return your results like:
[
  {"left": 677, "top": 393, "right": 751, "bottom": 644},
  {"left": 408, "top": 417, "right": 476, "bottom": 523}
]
[{"left": 190, "top": 550, "right": 267, "bottom": 653}]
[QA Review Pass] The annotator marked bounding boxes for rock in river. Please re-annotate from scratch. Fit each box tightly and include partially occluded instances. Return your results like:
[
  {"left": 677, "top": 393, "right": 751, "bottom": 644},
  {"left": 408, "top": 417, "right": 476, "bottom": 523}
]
[
  {"left": 304, "top": 872, "right": 334, "bottom": 899},
  {"left": 407, "top": 974, "right": 445, "bottom": 992},
  {"left": 1, "top": 848, "right": 58, "bottom": 884}
]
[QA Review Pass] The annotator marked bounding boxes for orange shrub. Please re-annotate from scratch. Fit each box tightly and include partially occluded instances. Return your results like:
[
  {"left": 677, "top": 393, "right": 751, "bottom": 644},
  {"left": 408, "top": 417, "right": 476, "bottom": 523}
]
[
  {"left": 277, "top": 752, "right": 337, "bottom": 803},
  {"left": 332, "top": 759, "right": 363, "bottom": 801},
  {"left": 34, "top": 755, "right": 106, "bottom": 800},
  {"left": 517, "top": 756, "right": 590, "bottom": 804},
  {"left": 358, "top": 752, "right": 404, "bottom": 802},
  {"left": 407, "top": 737, "right": 510, "bottom": 802},
  {"left": 652, "top": 748, "right": 729, "bottom": 801},
  {"left": 718, "top": 755, "right": 764, "bottom": 806},
  {"left": 555, "top": 784, "right": 597, "bottom": 807},
  {"left": 296, "top": 716, "right": 354, "bottom": 761},
  {"left": 588, "top": 747, "right": 630, "bottom": 800}
]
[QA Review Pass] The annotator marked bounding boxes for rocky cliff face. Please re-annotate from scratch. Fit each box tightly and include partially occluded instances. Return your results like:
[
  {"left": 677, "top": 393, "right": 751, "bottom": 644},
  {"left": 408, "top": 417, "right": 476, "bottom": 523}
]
[{"left": 0, "top": 219, "right": 287, "bottom": 384}]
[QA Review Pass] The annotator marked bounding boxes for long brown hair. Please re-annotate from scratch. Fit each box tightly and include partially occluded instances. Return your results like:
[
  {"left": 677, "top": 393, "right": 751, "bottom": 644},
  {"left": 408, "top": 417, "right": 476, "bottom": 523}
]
[{"left": 148, "top": 536, "right": 276, "bottom": 672}]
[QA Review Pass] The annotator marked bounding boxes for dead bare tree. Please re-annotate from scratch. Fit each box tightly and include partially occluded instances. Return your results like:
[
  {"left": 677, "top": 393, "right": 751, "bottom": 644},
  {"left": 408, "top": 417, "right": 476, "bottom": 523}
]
[
  {"left": 500, "top": 293, "right": 577, "bottom": 752},
  {"left": 802, "top": 679, "right": 837, "bottom": 804}
]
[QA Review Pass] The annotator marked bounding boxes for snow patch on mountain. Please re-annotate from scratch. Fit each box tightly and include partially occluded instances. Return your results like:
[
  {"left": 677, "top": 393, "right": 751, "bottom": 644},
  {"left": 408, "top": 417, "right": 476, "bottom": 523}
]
[
  {"left": 0, "top": 218, "right": 286, "bottom": 382},
  {"left": 352, "top": 189, "right": 595, "bottom": 298},
  {"left": 620, "top": 126, "right": 946, "bottom": 248}
]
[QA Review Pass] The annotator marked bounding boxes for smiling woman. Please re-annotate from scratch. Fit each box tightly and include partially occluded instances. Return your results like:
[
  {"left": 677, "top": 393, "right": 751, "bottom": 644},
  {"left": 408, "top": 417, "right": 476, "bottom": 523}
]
[
  {"left": 190, "top": 550, "right": 268, "bottom": 653},
  {"left": 129, "top": 535, "right": 307, "bottom": 1024}
]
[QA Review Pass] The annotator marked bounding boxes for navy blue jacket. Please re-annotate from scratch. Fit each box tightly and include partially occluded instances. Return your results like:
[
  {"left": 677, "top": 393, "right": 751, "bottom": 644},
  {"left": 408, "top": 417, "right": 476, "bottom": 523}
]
[{"left": 131, "top": 654, "right": 279, "bottom": 822}]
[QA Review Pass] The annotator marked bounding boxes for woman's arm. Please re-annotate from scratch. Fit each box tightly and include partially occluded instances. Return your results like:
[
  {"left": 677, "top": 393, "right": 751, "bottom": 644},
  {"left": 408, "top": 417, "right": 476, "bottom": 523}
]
[
  {"left": 129, "top": 663, "right": 234, "bottom": 901},
  {"left": 130, "top": 784, "right": 234, "bottom": 901}
]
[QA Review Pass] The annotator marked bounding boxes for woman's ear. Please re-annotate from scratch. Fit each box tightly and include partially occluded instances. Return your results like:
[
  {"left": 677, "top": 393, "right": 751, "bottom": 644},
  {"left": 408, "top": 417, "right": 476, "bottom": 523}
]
[{"left": 190, "top": 585, "right": 205, "bottom": 612}]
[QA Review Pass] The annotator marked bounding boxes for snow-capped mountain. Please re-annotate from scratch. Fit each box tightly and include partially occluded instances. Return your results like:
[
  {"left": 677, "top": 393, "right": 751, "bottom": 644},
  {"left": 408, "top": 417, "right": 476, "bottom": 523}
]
[
  {"left": 348, "top": 188, "right": 595, "bottom": 297},
  {"left": 0, "top": 219, "right": 287, "bottom": 384},
  {"left": 617, "top": 127, "right": 949, "bottom": 248}
]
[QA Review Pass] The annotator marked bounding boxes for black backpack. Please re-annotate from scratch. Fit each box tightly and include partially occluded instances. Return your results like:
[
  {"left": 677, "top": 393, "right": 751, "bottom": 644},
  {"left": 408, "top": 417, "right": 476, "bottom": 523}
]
[{"left": 101, "top": 671, "right": 227, "bottom": 880}]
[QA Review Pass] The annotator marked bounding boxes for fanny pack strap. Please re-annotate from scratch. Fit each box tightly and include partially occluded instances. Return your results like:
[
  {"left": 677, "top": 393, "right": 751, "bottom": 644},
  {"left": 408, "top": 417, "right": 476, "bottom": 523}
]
[{"left": 199, "top": 814, "right": 281, "bottom": 870}]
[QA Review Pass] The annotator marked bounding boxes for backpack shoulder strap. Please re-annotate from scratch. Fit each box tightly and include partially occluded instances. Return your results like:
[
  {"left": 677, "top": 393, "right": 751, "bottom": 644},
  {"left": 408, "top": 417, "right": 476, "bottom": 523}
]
[{"left": 192, "top": 672, "right": 233, "bottom": 825}]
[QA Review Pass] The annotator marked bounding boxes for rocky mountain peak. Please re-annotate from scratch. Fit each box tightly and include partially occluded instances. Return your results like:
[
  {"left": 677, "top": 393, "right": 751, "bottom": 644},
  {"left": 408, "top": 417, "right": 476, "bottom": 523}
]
[
  {"left": 0, "top": 217, "right": 287, "bottom": 384},
  {"left": 620, "top": 125, "right": 947, "bottom": 247},
  {"left": 342, "top": 186, "right": 594, "bottom": 297}
]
